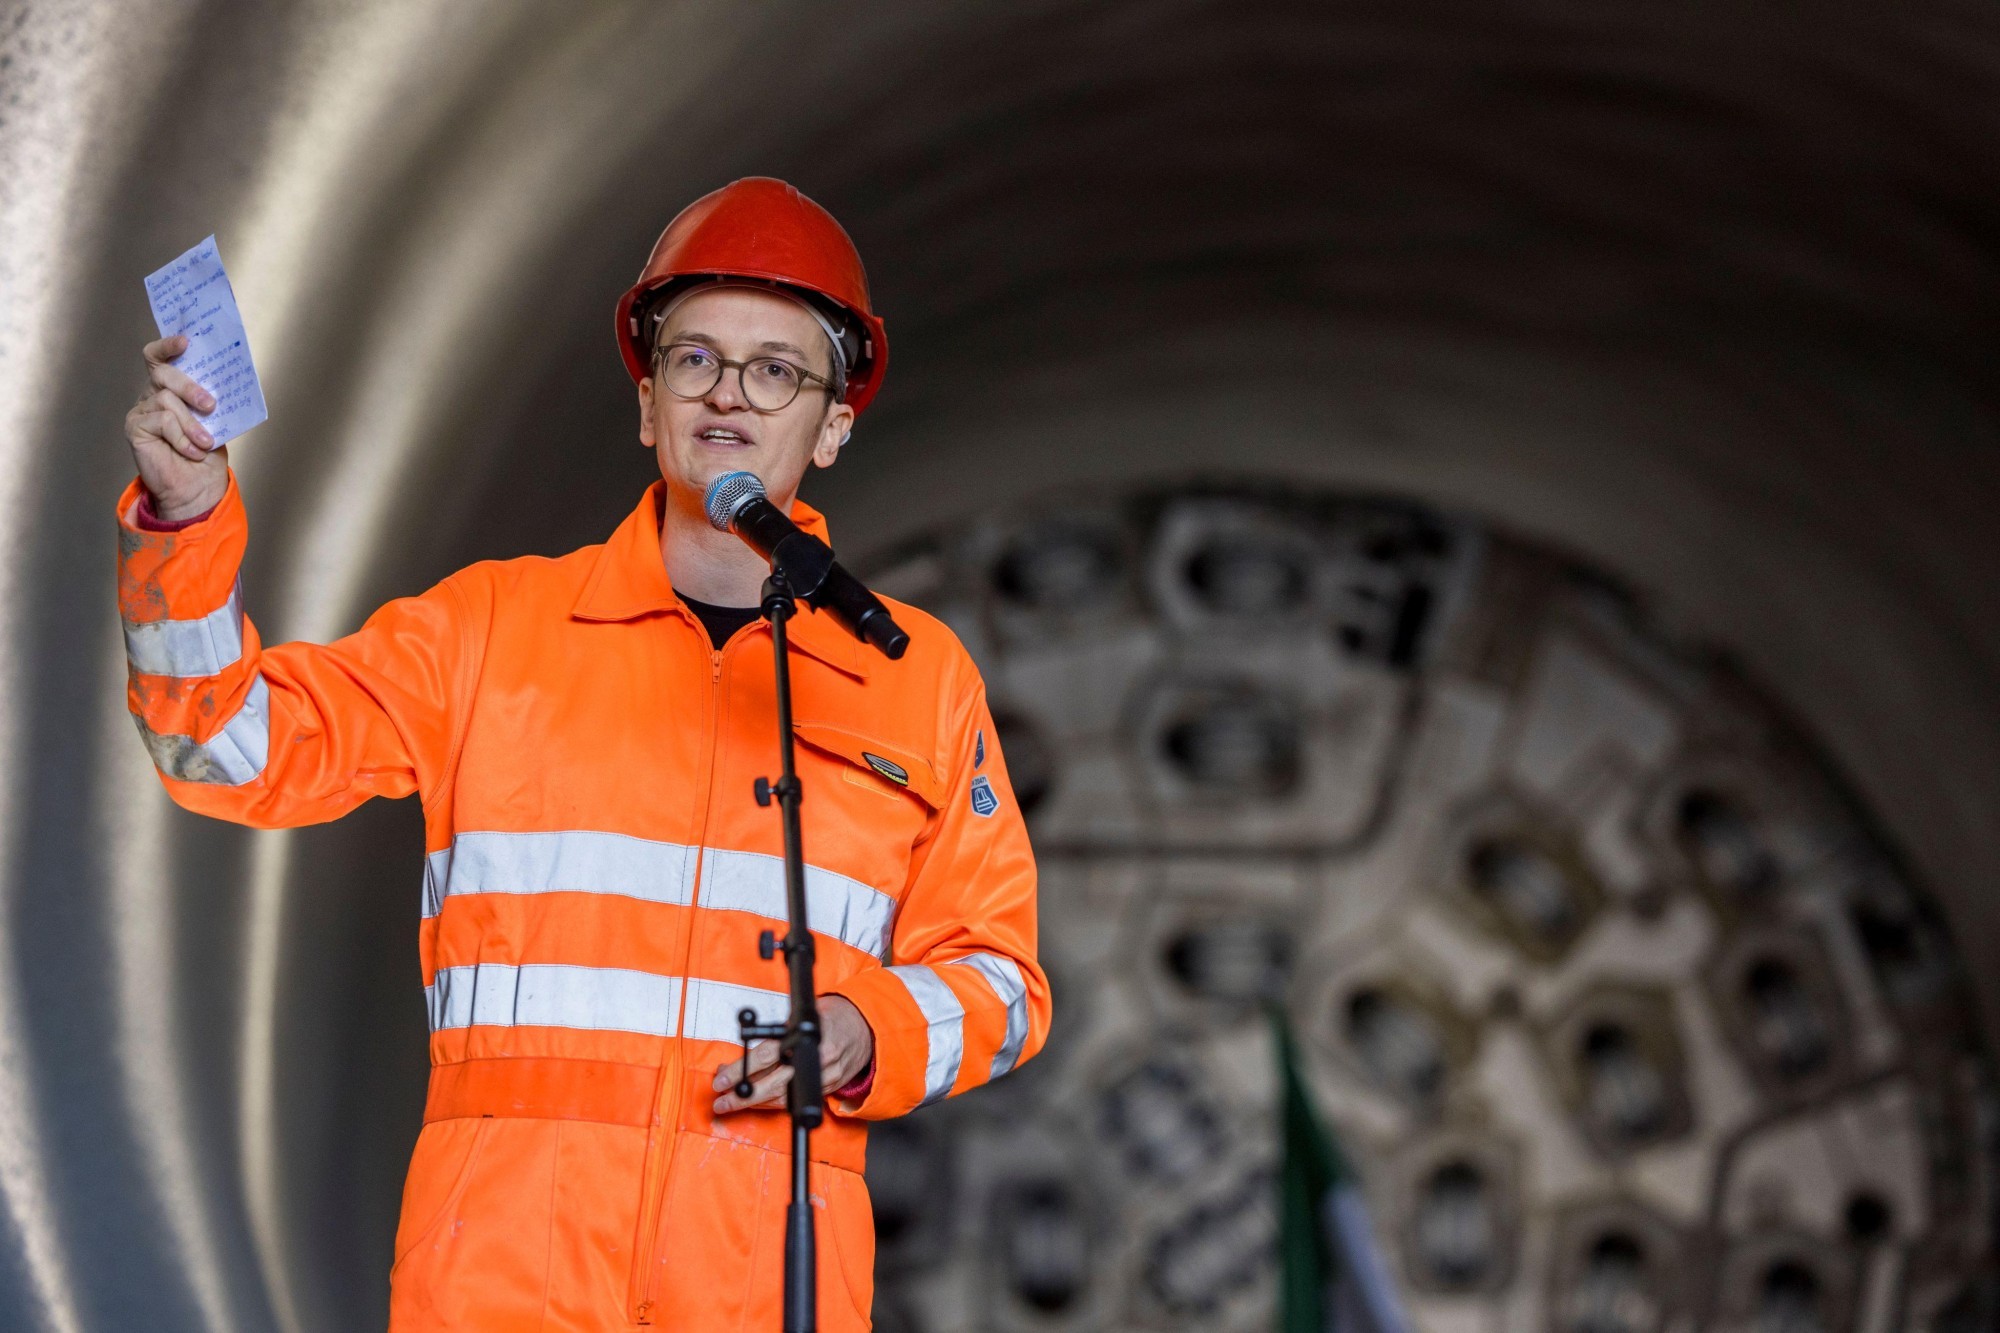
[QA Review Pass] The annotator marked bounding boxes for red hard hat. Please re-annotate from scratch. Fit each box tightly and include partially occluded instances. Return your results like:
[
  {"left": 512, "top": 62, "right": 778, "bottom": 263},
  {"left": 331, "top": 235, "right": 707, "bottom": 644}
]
[{"left": 616, "top": 177, "right": 888, "bottom": 415}]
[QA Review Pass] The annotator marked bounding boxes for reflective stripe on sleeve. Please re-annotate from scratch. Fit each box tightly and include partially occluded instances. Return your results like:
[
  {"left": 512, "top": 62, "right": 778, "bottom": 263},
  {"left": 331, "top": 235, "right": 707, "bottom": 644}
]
[
  {"left": 679, "top": 978, "right": 790, "bottom": 1045},
  {"left": 886, "top": 965, "right": 965, "bottom": 1105},
  {"left": 698, "top": 847, "right": 896, "bottom": 959},
  {"left": 133, "top": 673, "right": 271, "bottom": 785},
  {"left": 426, "top": 963, "right": 682, "bottom": 1036},
  {"left": 945, "top": 952, "right": 1031, "bottom": 1079},
  {"left": 421, "top": 830, "right": 701, "bottom": 919},
  {"left": 122, "top": 580, "right": 245, "bottom": 677}
]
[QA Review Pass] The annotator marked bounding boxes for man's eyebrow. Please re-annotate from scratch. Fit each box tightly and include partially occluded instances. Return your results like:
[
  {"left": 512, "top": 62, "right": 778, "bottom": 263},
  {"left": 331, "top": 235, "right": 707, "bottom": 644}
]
[{"left": 659, "top": 331, "right": 812, "bottom": 362}]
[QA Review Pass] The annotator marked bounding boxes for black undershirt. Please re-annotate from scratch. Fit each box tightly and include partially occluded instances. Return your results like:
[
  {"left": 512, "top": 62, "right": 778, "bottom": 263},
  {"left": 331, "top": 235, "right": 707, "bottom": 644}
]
[{"left": 680, "top": 594, "right": 764, "bottom": 650}]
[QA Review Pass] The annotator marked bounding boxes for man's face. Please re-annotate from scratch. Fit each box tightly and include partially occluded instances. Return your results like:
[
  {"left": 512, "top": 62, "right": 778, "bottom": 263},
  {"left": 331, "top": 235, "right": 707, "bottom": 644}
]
[{"left": 638, "top": 285, "right": 854, "bottom": 509}]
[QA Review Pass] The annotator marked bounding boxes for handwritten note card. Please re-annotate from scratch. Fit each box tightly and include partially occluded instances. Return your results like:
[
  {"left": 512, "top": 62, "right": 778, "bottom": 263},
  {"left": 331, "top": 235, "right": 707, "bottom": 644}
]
[{"left": 144, "top": 235, "right": 267, "bottom": 447}]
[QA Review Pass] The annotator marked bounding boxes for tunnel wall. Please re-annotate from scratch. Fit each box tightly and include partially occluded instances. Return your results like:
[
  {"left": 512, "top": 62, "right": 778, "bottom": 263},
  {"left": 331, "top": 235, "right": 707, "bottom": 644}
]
[{"left": 2, "top": 1, "right": 1998, "bottom": 1328}]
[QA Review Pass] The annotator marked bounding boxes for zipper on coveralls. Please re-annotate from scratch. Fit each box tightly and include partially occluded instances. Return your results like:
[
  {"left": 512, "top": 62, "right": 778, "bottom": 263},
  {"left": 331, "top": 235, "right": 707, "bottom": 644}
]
[{"left": 631, "top": 636, "right": 732, "bottom": 1324}]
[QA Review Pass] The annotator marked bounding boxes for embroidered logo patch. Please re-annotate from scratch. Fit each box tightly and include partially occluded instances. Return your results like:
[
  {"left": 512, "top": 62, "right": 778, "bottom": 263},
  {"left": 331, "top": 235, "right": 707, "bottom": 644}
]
[
  {"left": 969, "top": 775, "right": 999, "bottom": 817},
  {"left": 974, "top": 729, "right": 986, "bottom": 769},
  {"left": 863, "top": 753, "right": 910, "bottom": 786}
]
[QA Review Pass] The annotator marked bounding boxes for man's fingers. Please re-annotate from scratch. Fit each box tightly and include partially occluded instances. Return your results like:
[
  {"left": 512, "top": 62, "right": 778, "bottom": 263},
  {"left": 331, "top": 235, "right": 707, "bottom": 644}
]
[
  {"left": 817, "top": 996, "right": 874, "bottom": 1092},
  {"left": 714, "top": 1062, "right": 793, "bottom": 1113},
  {"left": 133, "top": 408, "right": 209, "bottom": 462},
  {"left": 707, "top": 1002, "right": 871, "bottom": 1110},
  {"left": 814, "top": 1033, "right": 856, "bottom": 1088},
  {"left": 826, "top": 1045, "right": 867, "bottom": 1093},
  {"left": 143, "top": 335, "right": 189, "bottom": 366},
  {"left": 149, "top": 360, "right": 215, "bottom": 414},
  {"left": 711, "top": 1039, "right": 780, "bottom": 1093},
  {"left": 149, "top": 388, "right": 215, "bottom": 451},
  {"left": 159, "top": 413, "right": 209, "bottom": 462},
  {"left": 710, "top": 1047, "right": 865, "bottom": 1113}
]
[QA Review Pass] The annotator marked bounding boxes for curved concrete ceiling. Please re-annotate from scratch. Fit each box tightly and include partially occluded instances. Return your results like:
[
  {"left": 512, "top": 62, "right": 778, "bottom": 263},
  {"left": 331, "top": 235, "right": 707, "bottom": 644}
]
[{"left": 3, "top": 0, "right": 1997, "bottom": 1328}]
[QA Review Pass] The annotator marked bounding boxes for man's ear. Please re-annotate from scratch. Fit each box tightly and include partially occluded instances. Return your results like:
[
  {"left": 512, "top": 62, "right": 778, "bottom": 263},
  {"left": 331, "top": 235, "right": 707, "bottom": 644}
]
[
  {"left": 638, "top": 374, "right": 657, "bottom": 449},
  {"left": 812, "top": 402, "right": 855, "bottom": 469}
]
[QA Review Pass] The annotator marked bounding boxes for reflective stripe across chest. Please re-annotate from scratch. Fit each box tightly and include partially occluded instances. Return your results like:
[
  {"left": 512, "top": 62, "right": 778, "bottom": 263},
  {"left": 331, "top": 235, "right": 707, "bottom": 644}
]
[{"left": 422, "top": 829, "right": 898, "bottom": 959}]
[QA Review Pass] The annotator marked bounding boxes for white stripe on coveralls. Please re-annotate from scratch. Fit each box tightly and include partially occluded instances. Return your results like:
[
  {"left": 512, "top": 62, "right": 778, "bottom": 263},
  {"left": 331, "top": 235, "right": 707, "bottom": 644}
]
[
  {"left": 426, "top": 963, "right": 684, "bottom": 1036},
  {"left": 885, "top": 955, "right": 1032, "bottom": 1104},
  {"left": 421, "top": 830, "right": 701, "bottom": 918},
  {"left": 698, "top": 846, "right": 896, "bottom": 959},
  {"left": 423, "top": 964, "right": 792, "bottom": 1044},
  {"left": 421, "top": 831, "right": 896, "bottom": 959},
  {"left": 947, "top": 953, "right": 1031, "bottom": 1079},
  {"left": 885, "top": 965, "right": 964, "bottom": 1104},
  {"left": 122, "top": 579, "right": 246, "bottom": 677},
  {"left": 134, "top": 673, "right": 272, "bottom": 785},
  {"left": 680, "top": 978, "right": 791, "bottom": 1044}
]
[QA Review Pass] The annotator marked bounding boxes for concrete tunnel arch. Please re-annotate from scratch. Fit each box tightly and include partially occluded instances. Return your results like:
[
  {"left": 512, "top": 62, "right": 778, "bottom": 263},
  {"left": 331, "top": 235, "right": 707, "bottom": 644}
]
[{"left": 2, "top": 2, "right": 1998, "bottom": 1328}]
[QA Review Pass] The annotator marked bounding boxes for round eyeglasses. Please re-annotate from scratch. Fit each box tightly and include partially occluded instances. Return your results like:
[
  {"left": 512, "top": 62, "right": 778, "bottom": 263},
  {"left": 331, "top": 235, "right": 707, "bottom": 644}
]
[{"left": 652, "top": 342, "right": 838, "bottom": 412}]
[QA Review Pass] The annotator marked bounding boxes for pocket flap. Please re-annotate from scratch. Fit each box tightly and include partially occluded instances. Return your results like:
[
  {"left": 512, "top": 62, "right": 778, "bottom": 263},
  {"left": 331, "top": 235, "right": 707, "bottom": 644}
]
[{"left": 793, "top": 721, "right": 945, "bottom": 809}]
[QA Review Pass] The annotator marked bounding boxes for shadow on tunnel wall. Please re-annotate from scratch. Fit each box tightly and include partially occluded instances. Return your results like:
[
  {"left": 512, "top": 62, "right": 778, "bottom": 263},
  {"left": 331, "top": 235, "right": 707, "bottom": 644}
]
[{"left": 3, "top": 0, "right": 1999, "bottom": 1329}]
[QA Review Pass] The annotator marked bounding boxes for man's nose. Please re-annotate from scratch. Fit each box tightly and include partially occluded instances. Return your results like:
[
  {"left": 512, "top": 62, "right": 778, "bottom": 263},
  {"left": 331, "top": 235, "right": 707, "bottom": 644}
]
[{"left": 705, "top": 366, "right": 750, "bottom": 411}]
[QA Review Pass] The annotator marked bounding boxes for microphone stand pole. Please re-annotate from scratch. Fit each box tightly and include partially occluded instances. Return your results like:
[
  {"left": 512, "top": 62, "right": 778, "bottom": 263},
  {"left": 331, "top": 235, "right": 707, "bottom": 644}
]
[{"left": 732, "top": 568, "right": 823, "bottom": 1333}]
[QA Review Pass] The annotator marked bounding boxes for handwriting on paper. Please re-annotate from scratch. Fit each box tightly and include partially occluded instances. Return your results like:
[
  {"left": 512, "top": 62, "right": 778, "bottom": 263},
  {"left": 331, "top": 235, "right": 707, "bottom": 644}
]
[{"left": 143, "top": 235, "right": 268, "bottom": 447}]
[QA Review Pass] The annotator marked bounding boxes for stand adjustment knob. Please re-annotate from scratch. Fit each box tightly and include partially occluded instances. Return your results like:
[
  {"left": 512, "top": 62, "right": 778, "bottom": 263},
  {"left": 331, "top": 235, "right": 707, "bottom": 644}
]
[
  {"left": 759, "top": 930, "right": 777, "bottom": 960},
  {"left": 754, "top": 777, "right": 773, "bottom": 807}
]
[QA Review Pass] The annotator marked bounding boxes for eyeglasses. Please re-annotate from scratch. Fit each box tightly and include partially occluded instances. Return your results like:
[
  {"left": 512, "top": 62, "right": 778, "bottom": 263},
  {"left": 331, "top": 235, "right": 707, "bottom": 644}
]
[{"left": 652, "top": 342, "right": 837, "bottom": 412}]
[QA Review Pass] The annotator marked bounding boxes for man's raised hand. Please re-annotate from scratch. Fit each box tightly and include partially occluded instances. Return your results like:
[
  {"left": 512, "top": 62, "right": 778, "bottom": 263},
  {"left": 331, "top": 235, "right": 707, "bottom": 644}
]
[{"left": 125, "top": 335, "right": 228, "bottom": 520}]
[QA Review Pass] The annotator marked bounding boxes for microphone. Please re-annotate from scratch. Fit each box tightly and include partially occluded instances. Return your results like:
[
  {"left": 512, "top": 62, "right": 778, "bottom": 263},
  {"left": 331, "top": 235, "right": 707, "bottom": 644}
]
[{"left": 704, "top": 471, "right": 910, "bottom": 660}]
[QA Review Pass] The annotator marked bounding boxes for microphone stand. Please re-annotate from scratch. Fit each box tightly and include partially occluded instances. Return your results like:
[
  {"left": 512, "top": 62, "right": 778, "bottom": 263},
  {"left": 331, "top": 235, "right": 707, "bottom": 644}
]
[{"left": 732, "top": 568, "right": 824, "bottom": 1333}]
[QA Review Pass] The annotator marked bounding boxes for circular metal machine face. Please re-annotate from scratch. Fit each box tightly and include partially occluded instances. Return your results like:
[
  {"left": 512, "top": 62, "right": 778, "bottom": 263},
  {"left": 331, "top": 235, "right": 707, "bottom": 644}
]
[{"left": 858, "top": 483, "right": 1997, "bottom": 1333}]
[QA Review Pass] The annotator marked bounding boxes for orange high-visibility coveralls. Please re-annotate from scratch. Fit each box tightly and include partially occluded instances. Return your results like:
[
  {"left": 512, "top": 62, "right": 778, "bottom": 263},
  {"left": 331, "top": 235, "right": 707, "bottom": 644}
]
[{"left": 116, "top": 472, "right": 1050, "bottom": 1331}]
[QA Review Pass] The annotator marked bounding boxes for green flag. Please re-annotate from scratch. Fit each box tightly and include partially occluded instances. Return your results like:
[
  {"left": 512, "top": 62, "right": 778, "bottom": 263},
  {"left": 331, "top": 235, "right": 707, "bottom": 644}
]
[{"left": 1274, "top": 1006, "right": 1411, "bottom": 1333}]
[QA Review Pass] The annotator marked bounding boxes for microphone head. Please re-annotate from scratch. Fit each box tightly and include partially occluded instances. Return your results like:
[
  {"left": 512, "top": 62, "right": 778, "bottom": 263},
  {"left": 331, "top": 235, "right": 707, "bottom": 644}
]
[{"left": 703, "top": 470, "right": 766, "bottom": 532}]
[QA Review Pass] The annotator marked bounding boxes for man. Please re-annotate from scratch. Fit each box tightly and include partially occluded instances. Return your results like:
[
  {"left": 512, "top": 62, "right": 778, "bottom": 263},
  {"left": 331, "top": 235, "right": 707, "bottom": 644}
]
[{"left": 118, "top": 178, "right": 1049, "bottom": 1331}]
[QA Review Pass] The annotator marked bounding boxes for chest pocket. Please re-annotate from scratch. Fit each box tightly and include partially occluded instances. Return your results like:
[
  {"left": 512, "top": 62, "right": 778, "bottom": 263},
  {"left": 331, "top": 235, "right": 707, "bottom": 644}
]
[{"left": 792, "top": 721, "right": 945, "bottom": 812}]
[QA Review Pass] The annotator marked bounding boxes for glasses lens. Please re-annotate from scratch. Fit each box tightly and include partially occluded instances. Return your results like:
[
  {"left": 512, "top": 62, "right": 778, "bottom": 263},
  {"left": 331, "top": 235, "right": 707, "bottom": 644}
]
[
  {"left": 659, "top": 345, "right": 722, "bottom": 399},
  {"left": 741, "top": 357, "right": 804, "bottom": 411}
]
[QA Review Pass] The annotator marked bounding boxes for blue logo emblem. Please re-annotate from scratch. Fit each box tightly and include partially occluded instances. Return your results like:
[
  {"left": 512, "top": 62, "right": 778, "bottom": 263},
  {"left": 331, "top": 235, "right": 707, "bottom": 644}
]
[
  {"left": 969, "top": 775, "right": 999, "bottom": 817},
  {"left": 974, "top": 729, "right": 986, "bottom": 769}
]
